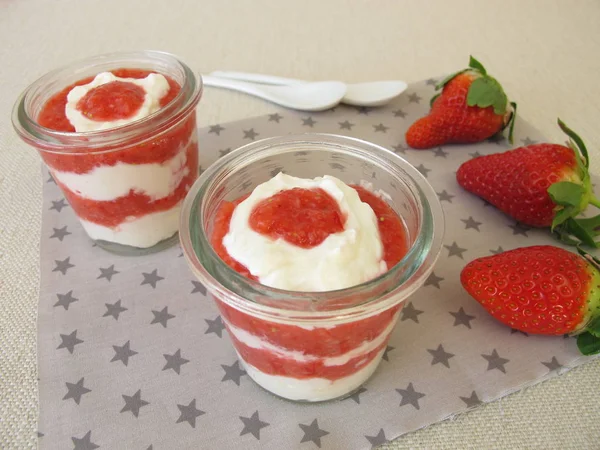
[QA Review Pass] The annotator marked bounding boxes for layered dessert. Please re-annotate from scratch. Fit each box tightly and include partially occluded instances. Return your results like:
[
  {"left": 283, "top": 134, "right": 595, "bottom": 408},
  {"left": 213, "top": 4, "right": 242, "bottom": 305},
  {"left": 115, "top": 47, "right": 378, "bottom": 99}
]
[
  {"left": 37, "top": 68, "right": 198, "bottom": 248},
  {"left": 211, "top": 173, "right": 408, "bottom": 401}
]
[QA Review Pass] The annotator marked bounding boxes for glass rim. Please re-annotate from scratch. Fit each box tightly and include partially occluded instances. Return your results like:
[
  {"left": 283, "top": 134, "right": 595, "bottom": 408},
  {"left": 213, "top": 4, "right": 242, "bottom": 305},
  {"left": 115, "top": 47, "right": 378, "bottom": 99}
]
[
  {"left": 11, "top": 50, "right": 203, "bottom": 154},
  {"left": 180, "top": 133, "right": 445, "bottom": 323}
]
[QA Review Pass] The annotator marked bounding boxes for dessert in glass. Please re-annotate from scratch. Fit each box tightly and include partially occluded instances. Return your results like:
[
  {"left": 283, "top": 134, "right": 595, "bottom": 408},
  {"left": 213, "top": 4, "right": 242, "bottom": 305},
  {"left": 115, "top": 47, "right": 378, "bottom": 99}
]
[
  {"left": 12, "top": 50, "right": 202, "bottom": 255},
  {"left": 180, "top": 134, "right": 444, "bottom": 402}
]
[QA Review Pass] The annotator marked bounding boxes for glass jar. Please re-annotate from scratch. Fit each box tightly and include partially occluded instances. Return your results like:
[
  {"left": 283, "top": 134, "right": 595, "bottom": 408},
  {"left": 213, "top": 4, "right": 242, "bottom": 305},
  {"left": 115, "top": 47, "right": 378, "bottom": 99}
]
[
  {"left": 12, "top": 50, "right": 202, "bottom": 255},
  {"left": 180, "top": 134, "right": 444, "bottom": 402}
]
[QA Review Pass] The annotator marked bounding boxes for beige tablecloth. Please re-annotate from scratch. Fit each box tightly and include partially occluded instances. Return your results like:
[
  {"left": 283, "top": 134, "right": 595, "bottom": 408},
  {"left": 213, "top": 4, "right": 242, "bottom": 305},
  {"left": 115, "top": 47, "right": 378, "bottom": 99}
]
[{"left": 1, "top": 1, "right": 599, "bottom": 448}]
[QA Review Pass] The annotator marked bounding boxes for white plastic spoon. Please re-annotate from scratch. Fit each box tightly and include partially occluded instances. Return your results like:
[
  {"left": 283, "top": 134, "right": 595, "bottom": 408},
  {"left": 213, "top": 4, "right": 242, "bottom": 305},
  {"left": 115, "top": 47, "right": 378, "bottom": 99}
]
[
  {"left": 201, "top": 75, "right": 346, "bottom": 112},
  {"left": 210, "top": 71, "right": 408, "bottom": 107}
]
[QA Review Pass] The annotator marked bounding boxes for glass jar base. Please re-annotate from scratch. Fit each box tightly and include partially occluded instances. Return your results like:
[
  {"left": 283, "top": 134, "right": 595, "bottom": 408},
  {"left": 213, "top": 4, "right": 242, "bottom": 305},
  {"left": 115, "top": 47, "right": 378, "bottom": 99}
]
[
  {"left": 93, "top": 232, "right": 179, "bottom": 256},
  {"left": 251, "top": 377, "right": 373, "bottom": 404},
  {"left": 236, "top": 353, "right": 382, "bottom": 403}
]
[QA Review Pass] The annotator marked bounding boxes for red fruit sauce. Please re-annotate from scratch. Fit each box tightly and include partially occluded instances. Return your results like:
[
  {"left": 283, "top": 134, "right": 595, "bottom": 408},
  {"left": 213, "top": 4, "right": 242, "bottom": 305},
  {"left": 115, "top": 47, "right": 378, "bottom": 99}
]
[
  {"left": 76, "top": 81, "right": 146, "bottom": 121},
  {"left": 211, "top": 184, "right": 408, "bottom": 381}
]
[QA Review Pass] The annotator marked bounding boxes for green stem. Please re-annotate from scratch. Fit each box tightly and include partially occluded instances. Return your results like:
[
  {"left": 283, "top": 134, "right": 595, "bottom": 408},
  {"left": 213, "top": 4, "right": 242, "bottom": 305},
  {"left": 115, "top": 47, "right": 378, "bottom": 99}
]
[{"left": 589, "top": 195, "right": 600, "bottom": 209}]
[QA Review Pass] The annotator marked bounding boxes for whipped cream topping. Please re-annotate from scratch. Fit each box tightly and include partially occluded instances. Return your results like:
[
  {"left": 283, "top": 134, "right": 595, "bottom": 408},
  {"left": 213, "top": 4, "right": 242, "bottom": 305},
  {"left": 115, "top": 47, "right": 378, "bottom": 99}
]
[{"left": 223, "top": 173, "right": 387, "bottom": 291}]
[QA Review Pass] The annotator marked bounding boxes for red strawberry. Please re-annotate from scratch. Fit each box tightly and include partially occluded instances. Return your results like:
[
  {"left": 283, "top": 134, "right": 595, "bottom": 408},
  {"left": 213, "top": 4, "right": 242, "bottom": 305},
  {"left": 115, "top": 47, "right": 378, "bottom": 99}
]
[
  {"left": 457, "top": 119, "right": 600, "bottom": 248},
  {"left": 461, "top": 245, "right": 600, "bottom": 355},
  {"left": 406, "top": 56, "right": 516, "bottom": 149}
]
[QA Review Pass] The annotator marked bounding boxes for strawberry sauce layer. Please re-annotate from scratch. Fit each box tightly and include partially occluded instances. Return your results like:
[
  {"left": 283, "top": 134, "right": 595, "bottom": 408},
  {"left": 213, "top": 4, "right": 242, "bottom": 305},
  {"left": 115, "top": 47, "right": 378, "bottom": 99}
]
[
  {"left": 42, "top": 114, "right": 196, "bottom": 174},
  {"left": 218, "top": 299, "right": 400, "bottom": 357},
  {"left": 228, "top": 325, "right": 391, "bottom": 380},
  {"left": 56, "top": 140, "right": 198, "bottom": 227},
  {"left": 211, "top": 183, "right": 407, "bottom": 381}
]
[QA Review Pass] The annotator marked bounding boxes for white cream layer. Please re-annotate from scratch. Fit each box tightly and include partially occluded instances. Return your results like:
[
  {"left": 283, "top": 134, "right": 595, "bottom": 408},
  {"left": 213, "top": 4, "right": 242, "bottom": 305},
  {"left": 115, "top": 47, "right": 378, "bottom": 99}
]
[
  {"left": 223, "top": 173, "right": 386, "bottom": 291},
  {"left": 80, "top": 203, "right": 181, "bottom": 248},
  {"left": 239, "top": 348, "right": 385, "bottom": 401},
  {"left": 52, "top": 147, "right": 189, "bottom": 202},
  {"left": 224, "top": 312, "right": 398, "bottom": 367},
  {"left": 65, "top": 72, "right": 170, "bottom": 132}
]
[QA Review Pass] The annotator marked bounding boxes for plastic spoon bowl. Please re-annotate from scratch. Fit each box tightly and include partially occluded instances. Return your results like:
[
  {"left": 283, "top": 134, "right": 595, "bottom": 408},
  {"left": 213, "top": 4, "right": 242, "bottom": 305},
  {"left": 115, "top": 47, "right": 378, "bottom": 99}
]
[
  {"left": 342, "top": 81, "right": 408, "bottom": 106},
  {"left": 202, "top": 75, "right": 346, "bottom": 112},
  {"left": 210, "top": 71, "right": 408, "bottom": 107}
]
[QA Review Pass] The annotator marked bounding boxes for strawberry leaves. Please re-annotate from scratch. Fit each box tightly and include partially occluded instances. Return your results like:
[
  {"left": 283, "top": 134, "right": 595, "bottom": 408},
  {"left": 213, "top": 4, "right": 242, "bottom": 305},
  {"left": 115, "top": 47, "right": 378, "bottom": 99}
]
[
  {"left": 549, "top": 182, "right": 586, "bottom": 229},
  {"left": 559, "top": 119, "right": 589, "bottom": 168},
  {"left": 468, "top": 56, "right": 487, "bottom": 74},
  {"left": 434, "top": 55, "right": 489, "bottom": 90},
  {"left": 577, "top": 331, "right": 600, "bottom": 355},
  {"left": 466, "top": 77, "right": 507, "bottom": 115},
  {"left": 550, "top": 119, "right": 600, "bottom": 248}
]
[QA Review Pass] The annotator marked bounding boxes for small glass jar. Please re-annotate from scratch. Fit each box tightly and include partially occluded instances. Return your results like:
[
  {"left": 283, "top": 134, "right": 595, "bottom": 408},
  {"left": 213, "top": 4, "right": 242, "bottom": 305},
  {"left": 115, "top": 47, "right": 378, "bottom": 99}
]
[
  {"left": 180, "top": 134, "right": 444, "bottom": 402},
  {"left": 12, "top": 50, "right": 202, "bottom": 255}
]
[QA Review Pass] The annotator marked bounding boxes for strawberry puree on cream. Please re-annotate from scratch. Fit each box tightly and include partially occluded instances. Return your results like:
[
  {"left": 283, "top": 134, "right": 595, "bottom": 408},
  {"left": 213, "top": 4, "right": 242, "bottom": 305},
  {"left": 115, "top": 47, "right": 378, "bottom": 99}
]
[
  {"left": 211, "top": 174, "right": 408, "bottom": 401},
  {"left": 37, "top": 68, "right": 198, "bottom": 249}
]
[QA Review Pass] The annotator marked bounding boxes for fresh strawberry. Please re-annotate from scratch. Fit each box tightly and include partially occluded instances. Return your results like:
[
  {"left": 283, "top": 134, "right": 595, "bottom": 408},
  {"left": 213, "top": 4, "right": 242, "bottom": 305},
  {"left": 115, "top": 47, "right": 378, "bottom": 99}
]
[
  {"left": 406, "top": 56, "right": 516, "bottom": 149},
  {"left": 461, "top": 245, "right": 600, "bottom": 355},
  {"left": 457, "top": 119, "right": 600, "bottom": 248}
]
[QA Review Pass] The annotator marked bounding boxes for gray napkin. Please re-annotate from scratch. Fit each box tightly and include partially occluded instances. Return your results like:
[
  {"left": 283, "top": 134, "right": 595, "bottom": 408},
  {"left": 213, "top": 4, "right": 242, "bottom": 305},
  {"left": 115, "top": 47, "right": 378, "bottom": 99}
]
[{"left": 37, "top": 78, "right": 599, "bottom": 449}]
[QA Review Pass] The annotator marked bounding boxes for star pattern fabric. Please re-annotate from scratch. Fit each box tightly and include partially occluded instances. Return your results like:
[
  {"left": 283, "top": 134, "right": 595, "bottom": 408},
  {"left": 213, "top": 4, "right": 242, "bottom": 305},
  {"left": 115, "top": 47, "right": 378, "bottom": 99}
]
[
  {"left": 339, "top": 120, "right": 354, "bottom": 130},
  {"left": 450, "top": 307, "right": 476, "bottom": 328},
  {"left": 365, "top": 428, "right": 388, "bottom": 448},
  {"left": 150, "top": 306, "right": 175, "bottom": 328},
  {"left": 205, "top": 316, "right": 225, "bottom": 337},
  {"left": 346, "top": 386, "right": 367, "bottom": 404},
  {"left": 221, "top": 360, "right": 247, "bottom": 385},
  {"left": 120, "top": 389, "right": 150, "bottom": 418},
  {"left": 239, "top": 411, "right": 269, "bottom": 440},
  {"left": 50, "top": 198, "right": 68, "bottom": 212},
  {"left": 482, "top": 349, "right": 510, "bottom": 373},
  {"left": 162, "top": 349, "right": 189, "bottom": 375},
  {"left": 401, "top": 302, "right": 424, "bottom": 323},
  {"left": 54, "top": 291, "right": 79, "bottom": 310},
  {"left": 36, "top": 78, "right": 598, "bottom": 450},
  {"left": 53, "top": 257, "right": 75, "bottom": 275},
  {"left": 111, "top": 341, "right": 138, "bottom": 366},
  {"left": 57, "top": 330, "right": 83, "bottom": 354},
  {"left": 141, "top": 269, "right": 164, "bottom": 288},
  {"left": 50, "top": 226, "right": 71, "bottom": 241},
  {"left": 302, "top": 116, "right": 316, "bottom": 127},
  {"left": 97, "top": 265, "right": 119, "bottom": 282},
  {"left": 63, "top": 378, "right": 91, "bottom": 405},
  {"left": 72, "top": 431, "right": 99, "bottom": 450},
  {"left": 427, "top": 344, "right": 455, "bottom": 368},
  {"left": 299, "top": 419, "right": 329, "bottom": 447},
  {"left": 396, "top": 383, "right": 426, "bottom": 410},
  {"left": 209, "top": 124, "right": 225, "bottom": 135},
  {"left": 424, "top": 272, "right": 444, "bottom": 289},
  {"left": 176, "top": 399, "right": 205, "bottom": 428},
  {"left": 103, "top": 300, "right": 127, "bottom": 320}
]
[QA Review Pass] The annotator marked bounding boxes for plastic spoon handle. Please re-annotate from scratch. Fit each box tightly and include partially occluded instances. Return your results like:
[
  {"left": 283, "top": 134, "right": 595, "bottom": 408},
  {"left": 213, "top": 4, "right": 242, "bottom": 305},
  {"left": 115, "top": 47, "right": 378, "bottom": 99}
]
[
  {"left": 201, "top": 75, "right": 346, "bottom": 111},
  {"left": 210, "top": 70, "right": 304, "bottom": 86},
  {"left": 201, "top": 75, "right": 286, "bottom": 97}
]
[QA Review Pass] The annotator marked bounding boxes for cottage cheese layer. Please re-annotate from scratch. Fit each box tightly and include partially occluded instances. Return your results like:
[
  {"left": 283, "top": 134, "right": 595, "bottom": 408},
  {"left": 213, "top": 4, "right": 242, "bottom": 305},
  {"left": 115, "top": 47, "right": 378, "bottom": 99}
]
[{"left": 80, "top": 204, "right": 181, "bottom": 248}]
